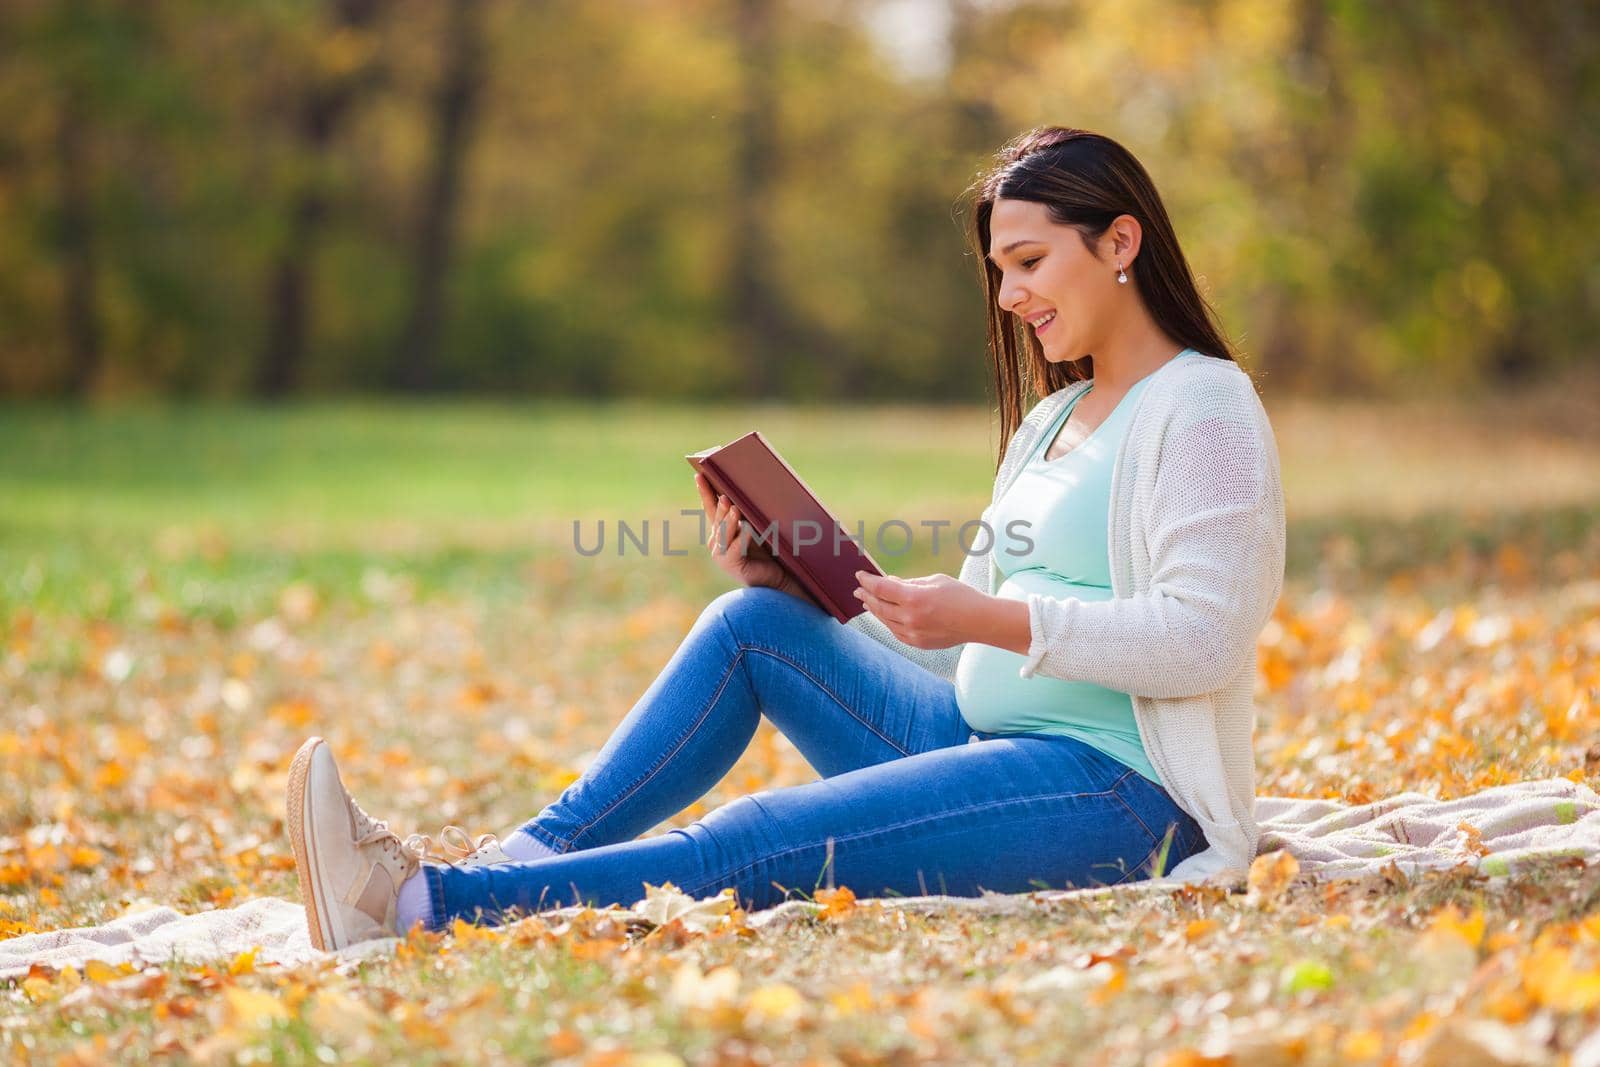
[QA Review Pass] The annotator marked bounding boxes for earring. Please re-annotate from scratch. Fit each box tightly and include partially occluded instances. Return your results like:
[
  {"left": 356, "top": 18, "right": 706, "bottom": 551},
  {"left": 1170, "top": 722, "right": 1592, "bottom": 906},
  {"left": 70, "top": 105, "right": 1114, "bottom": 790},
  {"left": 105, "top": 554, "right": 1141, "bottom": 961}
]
[{"left": 1117, "top": 264, "right": 1128, "bottom": 285}]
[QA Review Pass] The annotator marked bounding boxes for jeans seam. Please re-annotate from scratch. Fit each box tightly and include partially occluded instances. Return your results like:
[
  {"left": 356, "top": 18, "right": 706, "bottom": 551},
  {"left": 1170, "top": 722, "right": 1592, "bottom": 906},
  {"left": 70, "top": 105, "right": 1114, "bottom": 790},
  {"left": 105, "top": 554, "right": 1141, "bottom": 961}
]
[
  {"left": 423, "top": 863, "right": 447, "bottom": 932},
  {"left": 1107, "top": 776, "right": 1162, "bottom": 849},
  {"left": 520, "top": 824, "right": 568, "bottom": 853},
  {"left": 565, "top": 603, "right": 920, "bottom": 850},
  {"left": 568, "top": 644, "right": 748, "bottom": 848},
  {"left": 682, "top": 772, "right": 1140, "bottom": 898},
  {"left": 740, "top": 646, "right": 917, "bottom": 760}
]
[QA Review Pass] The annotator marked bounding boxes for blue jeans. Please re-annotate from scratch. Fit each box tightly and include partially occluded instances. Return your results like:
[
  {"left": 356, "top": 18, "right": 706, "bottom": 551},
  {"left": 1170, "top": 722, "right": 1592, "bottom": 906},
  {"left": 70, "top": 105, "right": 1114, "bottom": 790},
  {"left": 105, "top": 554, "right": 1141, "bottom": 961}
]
[{"left": 419, "top": 585, "right": 1205, "bottom": 930}]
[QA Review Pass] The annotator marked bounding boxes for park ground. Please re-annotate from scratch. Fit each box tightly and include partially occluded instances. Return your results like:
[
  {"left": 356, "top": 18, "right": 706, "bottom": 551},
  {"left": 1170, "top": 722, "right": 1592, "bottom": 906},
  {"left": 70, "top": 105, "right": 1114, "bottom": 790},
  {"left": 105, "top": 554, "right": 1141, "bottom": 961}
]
[{"left": 2, "top": 381, "right": 1599, "bottom": 1064}]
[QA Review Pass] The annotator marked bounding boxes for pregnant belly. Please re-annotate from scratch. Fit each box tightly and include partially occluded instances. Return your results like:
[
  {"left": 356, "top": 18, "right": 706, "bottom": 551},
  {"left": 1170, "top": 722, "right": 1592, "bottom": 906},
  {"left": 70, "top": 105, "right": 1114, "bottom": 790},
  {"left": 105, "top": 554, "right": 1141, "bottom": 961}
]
[{"left": 955, "top": 570, "right": 1128, "bottom": 733}]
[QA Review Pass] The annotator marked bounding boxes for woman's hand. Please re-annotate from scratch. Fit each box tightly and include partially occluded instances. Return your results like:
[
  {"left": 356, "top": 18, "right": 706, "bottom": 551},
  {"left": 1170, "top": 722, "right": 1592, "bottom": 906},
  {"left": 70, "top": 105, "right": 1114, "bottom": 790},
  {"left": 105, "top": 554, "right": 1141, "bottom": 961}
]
[
  {"left": 852, "top": 570, "right": 998, "bottom": 649},
  {"left": 694, "top": 472, "right": 795, "bottom": 594}
]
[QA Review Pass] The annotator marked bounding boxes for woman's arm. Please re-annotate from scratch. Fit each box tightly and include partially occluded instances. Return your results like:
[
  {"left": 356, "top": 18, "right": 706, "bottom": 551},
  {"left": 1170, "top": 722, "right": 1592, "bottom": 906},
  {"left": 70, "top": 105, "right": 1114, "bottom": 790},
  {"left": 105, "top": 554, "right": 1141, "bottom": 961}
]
[{"left": 972, "top": 595, "right": 1032, "bottom": 656}]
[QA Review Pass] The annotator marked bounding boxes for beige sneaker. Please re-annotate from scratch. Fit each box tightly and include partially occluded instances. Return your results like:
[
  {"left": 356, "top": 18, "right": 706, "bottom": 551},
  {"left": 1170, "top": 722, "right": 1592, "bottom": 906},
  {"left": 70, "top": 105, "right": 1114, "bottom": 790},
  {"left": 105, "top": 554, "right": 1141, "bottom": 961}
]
[
  {"left": 286, "top": 736, "right": 424, "bottom": 951},
  {"left": 405, "top": 824, "right": 513, "bottom": 869}
]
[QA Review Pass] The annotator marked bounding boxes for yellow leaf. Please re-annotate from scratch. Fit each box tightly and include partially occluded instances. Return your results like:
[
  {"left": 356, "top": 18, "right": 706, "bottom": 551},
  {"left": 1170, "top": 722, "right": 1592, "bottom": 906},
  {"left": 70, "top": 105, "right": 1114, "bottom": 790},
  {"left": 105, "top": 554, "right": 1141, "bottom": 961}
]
[
  {"left": 1521, "top": 946, "right": 1600, "bottom": 1012},
  {"left": 1424, "top": 903, "right": 1485, "bottom": 948},
  {"left": 1184, "top": 918, "right": 1218, "bottom": 942},
  {"left": 308, "top": 988, "right": 383, "bottom": 1040},
  {"left": 827, "top": 980, "right": 874, "bottom": 1016},
  {"left": 223, "top": 985, "right": 290, "bottom": 1027},
  {"left": 1339, "top": 1029, "right": 1384, "bottom": 1060},
  {"left": 228, "top": 948, "right": 257, "bottom": 976},
  {"left": 451, "top": 917, "right": 501, "bottom": 944},
  {"left": 22, "top": 976, "right": 57, "bottom": 1003},
  {"left": 94, "top": 761, "right": 128, "bottom": 789},
  {"left": 745, "top": 983, "right": 805, "bottom": 1024},
  {"left": 668, "top": 962, "right": 741, "bottom": 1012},
  {"left": 83, "top": 959, "right": 124, "bottom": 985},
  {"left": 68, "top": 847, "right": 102, "bottom": 869}
]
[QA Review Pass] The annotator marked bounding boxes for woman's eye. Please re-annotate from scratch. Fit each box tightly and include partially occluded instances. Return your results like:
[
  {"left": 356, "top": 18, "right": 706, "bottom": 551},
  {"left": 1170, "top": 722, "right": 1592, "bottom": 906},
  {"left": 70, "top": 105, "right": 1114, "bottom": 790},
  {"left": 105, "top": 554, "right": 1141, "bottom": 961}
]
[{"left": 1021, "top": 257, "right": 1041, "bottom": 269}]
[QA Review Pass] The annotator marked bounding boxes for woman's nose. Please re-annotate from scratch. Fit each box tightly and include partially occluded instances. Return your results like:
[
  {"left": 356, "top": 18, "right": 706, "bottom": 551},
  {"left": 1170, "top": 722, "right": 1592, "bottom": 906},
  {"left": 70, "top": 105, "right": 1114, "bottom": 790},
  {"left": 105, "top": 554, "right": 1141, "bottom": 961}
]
[{"left": 997, "top": 276, "right": 1027, "bottom": 313}]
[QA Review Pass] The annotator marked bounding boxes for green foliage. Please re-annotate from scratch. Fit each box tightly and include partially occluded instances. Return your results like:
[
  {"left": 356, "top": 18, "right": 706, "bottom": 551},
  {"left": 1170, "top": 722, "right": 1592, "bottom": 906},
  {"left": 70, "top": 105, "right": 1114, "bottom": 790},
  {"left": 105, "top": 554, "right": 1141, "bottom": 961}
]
[{"left": 0, "top": 0, "right": 1593, "bottom": 398}]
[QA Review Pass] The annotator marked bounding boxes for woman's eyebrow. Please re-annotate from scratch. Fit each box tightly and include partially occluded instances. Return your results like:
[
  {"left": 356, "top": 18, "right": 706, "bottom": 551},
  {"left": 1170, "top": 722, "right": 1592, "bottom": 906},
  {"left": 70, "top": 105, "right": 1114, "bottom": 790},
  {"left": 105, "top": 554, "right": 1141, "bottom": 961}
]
[{"left": 987, "top": 240, "right": 1040, "bottom": 263}]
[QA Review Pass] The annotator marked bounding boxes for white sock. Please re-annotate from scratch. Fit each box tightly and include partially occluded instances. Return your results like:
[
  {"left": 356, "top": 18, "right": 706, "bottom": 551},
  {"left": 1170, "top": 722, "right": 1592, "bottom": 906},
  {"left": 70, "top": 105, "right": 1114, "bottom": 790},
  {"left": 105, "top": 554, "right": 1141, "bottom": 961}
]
[
  {"left": 395, "top": 868, "right": 433, "bottom": 932},
  {"left": 501, "top": 828, "right": 561, "bottom": 862}
]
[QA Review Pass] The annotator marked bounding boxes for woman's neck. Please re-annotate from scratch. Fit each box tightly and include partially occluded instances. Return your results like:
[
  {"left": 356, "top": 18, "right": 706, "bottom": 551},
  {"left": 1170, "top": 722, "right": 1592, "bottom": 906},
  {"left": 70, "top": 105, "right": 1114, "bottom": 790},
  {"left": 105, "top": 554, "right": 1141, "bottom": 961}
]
[{"left": 1088, "top": 319, "right": 1185, "bottom": 392}]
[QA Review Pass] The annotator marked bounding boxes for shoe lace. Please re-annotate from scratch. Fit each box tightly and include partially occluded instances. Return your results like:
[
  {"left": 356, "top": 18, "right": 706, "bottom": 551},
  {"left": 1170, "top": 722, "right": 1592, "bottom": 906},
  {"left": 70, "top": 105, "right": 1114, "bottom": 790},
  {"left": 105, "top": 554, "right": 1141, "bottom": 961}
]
[
  {"left": 402, "top": 824, "right": 502, "bottom": 867},
  {"left": 343, "top": 787, "right": 423, "bottom": 875}
]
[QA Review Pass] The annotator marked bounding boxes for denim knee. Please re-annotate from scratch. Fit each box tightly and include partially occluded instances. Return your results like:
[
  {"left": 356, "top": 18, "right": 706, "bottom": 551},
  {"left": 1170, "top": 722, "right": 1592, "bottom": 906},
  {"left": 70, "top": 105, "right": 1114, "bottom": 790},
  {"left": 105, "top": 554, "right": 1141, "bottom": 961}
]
[
  {"left": 702, "top": 584, "right": 800, "bottom": 640},
  {"left": 694, "top": 790, "right": 793, "bottom": 859}
]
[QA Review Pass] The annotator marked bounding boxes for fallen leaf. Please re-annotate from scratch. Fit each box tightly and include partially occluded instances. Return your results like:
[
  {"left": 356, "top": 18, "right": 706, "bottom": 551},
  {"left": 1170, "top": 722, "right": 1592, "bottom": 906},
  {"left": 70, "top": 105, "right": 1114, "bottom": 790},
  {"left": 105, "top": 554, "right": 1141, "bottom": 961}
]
[
  {"left": 1246, "top": 850, "right": 1299, "bottom": 906},
  {"left": 745, "top": 983, "right": 805, "bottom": 1025}
]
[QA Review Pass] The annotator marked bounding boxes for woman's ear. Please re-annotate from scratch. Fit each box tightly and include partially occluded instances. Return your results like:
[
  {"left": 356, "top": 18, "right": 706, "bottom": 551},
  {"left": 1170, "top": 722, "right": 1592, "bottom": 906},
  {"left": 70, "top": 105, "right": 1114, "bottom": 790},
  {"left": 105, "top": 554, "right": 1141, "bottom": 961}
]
[{"left": 1108, "top": 214, "right": 1144, "bottom": 266}]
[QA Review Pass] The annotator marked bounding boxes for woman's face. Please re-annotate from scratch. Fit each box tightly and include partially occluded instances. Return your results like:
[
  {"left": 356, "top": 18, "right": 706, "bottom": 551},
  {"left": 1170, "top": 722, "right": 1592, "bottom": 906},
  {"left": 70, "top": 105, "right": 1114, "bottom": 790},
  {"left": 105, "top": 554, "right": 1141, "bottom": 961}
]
[{"left": 987, "top": 197, "right": 1121, "bottom": 363}]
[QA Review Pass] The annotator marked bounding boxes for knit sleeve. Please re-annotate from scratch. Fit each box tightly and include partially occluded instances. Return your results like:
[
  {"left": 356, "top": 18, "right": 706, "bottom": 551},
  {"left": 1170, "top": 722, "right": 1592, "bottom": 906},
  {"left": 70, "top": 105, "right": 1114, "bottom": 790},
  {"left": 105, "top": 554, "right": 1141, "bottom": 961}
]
[{"left": 1017, "top": 376, "right": 1286, "bottom": 699}]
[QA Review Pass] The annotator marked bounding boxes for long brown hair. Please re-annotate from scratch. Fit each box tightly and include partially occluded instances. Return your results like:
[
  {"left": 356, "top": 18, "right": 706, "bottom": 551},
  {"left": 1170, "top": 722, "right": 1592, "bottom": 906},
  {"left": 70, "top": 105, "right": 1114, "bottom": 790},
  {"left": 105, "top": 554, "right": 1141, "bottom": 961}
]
[{"left": 963, "top": 127, "right": 1237, "bottom": 473}]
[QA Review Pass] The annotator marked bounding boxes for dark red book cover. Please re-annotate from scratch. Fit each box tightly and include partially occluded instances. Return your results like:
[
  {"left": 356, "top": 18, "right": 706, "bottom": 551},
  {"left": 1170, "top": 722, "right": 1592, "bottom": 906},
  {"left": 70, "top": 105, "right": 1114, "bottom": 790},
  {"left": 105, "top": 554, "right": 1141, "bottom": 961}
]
[{"left": 686, "top": 431, "right": 885, "bottom": 624}]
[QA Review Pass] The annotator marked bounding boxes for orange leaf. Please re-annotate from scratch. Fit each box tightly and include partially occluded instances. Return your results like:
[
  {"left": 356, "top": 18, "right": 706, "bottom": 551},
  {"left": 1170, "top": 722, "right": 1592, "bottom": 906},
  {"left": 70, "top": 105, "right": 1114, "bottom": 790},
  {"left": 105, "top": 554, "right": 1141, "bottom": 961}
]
[
  {"left": 1246, "top": 849, "right": 1299, "bottom": 905},
  {"left": 814, "top": 885, "right": 857, "bottom": 920},
  {"left": 69, "top": 846, "right": 103, "bottom": 870}
]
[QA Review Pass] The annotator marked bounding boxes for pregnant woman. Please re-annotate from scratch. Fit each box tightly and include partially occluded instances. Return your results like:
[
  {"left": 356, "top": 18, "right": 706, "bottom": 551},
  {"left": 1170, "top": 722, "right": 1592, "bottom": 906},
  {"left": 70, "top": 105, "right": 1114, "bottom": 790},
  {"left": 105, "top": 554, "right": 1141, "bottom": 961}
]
[{"left": 286, "top": 125, "right": 1286, "bottom": 951}]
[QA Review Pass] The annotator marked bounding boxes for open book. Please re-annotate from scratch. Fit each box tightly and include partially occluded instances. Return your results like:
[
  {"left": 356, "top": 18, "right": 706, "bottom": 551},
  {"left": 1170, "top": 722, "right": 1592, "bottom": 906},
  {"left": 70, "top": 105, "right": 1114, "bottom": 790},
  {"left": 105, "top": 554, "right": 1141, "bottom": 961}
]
[{"left": 686, "top": 431, "right": 885, "bottom": 624}]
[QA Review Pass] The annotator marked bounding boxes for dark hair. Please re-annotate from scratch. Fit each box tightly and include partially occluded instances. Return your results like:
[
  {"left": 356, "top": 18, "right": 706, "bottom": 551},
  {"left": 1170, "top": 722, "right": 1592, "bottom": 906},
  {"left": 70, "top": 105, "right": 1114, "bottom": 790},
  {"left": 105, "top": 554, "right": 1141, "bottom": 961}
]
[{"left": 963, "top": 126, "right": 1237, "bottom": 473}]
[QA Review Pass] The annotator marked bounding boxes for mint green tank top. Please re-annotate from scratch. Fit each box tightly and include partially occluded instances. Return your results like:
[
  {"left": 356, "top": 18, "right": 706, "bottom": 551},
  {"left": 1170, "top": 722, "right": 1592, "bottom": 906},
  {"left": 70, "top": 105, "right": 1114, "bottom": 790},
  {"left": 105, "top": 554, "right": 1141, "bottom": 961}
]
[{"left": 954, "top": 373, "right": 1160, "bottom": 784}]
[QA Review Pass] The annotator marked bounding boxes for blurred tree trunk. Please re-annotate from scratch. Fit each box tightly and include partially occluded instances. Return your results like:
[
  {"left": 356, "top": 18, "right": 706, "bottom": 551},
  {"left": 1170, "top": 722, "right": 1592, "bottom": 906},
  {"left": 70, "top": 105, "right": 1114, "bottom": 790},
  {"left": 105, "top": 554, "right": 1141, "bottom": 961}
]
[
  {"left": 1257, "top": 0, "right": 1349, "bottom": 392},
  {"left": 729, "top": 0, "right": 786, "bottom": 399},
  {"left": 55, "top": 88, "right": 101, "bottom": 398},
  {"left": 257, "top": 0, "right": 386, "bottom": 399},
  {"left": 392, "top": 0, "right": 486, "bottom": 393}
]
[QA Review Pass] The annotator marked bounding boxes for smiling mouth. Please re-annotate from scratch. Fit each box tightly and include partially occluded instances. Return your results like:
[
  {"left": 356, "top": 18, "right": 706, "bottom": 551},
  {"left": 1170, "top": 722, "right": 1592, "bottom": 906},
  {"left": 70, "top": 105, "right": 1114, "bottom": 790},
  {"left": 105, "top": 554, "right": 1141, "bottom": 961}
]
[{"left": 1030, "top": 311, "right": 1057, "bottom": 335}]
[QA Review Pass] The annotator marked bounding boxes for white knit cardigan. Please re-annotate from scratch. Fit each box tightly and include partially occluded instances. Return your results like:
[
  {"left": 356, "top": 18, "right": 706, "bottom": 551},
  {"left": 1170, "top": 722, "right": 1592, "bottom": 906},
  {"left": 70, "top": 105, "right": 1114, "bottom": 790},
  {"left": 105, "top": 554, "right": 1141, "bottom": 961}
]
[{"left": 845, "top": 350, "right": 1286, "bottom": 883}]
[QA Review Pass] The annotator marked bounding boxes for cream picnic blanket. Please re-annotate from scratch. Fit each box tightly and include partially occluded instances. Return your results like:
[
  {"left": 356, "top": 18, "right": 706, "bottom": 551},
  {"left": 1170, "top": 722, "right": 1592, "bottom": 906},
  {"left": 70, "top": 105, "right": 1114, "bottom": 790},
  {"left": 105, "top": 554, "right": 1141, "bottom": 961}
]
[{"left": 4, "top": 776, "right": 1596, "bottom": 981}]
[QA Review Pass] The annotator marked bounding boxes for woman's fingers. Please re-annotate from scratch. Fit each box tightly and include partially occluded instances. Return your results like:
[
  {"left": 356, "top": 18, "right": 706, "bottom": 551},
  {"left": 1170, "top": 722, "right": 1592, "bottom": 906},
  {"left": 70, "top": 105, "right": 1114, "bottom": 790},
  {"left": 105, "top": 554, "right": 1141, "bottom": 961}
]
[
  {"left": 858, "top": 572, "right": 904, "bottom": 607},
  {"left": 854, "top": 585, "right": 904, "bottom": 628},
  {"left": 694, "top": 473, "right": 716, "bottom": 515},
  {"left": 708, "top": 497, "right": 739, "bottom": 554}
]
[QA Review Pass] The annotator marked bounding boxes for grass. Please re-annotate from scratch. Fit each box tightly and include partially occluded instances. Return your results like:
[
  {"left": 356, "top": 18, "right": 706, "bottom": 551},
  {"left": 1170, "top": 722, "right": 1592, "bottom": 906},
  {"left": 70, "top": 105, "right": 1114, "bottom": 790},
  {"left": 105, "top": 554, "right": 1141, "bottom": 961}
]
[{"left": 1, "top": 390, "right": 1598, "bottom": 1064}]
